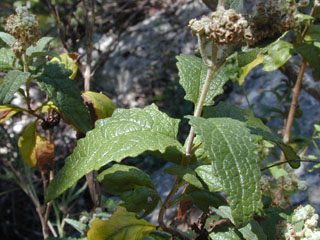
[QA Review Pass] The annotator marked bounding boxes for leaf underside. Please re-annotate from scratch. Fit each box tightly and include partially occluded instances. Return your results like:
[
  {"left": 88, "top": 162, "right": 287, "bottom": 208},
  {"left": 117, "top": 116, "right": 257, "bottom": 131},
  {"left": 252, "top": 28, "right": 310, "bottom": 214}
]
[
  {"left": 176, "top": 54, "right": 229, "bottom": 106},
  {"left": 45, "top": 104, "right": 182, "bottom": 201},
  {"left": 188, "top": 116, "right": 261, "bottom": 227}
]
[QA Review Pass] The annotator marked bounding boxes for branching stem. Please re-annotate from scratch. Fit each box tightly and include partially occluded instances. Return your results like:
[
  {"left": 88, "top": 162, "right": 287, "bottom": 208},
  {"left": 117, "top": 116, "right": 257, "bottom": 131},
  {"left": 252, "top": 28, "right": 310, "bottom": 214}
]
[{"left": 158, "top": 34, "right": 220, "bottom": 240}]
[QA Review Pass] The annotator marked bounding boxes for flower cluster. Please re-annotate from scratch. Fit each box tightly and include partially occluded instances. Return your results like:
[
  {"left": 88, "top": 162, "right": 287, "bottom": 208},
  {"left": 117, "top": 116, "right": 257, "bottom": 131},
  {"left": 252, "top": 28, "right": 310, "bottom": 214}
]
[
  {"left": 188, "top": 6, "right": 252, "bottom": 45},
  {"left": 259, "top": 168, "right": 307, "bottom": 209},
  {"left": 248, "top": 0, "right": 297, "bottom": 44},
  {"left": 275, "top": 205, "right": 320, "bottom": 240},
  {"left": 5, "top": 6, "right": 41, "bottom": 57}
]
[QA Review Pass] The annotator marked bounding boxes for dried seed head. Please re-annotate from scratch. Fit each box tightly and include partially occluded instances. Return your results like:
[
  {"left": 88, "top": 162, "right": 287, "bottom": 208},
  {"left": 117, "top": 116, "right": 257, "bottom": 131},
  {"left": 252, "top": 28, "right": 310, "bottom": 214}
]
[
  {"left": 248, "top": 0, "right": 297, "bottom": 45},
  {"left": 189, "top": 6, "right": 252, "bottom": 46}
]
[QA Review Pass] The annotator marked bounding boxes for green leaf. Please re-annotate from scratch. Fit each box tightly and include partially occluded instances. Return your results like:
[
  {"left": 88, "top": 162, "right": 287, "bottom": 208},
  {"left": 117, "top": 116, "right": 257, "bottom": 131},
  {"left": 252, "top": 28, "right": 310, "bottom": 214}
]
[
  {"left": 184, "top": 185, "right": 227, "bottom": 213},
  {"left": 263, "top": 40, "right": 293, "bottom": 72},
  {"left": 164, "top": 166, "right": 203, "bottom": 189},
  {"left": 35, "top": 62, "right": 91, "bottom": 133},
  {"left": 0, "top": 48, "right": 17, "bottom": 72},
  {"left": 203, "top": 102, "right": 300, "bottom": 168},
  {"left": 195, "top": 165, "right": 223, "bottom": 192},
  {"left": 209, "top": 226, "right": 241, "bottom": 240},
  {"left": 269, "top": 165, "right": 288, "bottom": 179},
  {"left": 294, "top": 42, "right": 320, "bottom": 73},
  {"left": 150, "top": 146, "right": 185, "bottom": 165},
  {"left": 87, "top": 206, "right": 156, "bottom": 240},
  {"left": 187, "top": 116, "right": 261, "bottom": 226},
  {"left": 98, "top": 164, "right": 156, "bottom": 194},
  {"left": 239, "top": 220, "right": 267, "bottom": 240},
  {"left": 176, "top": 54, "right": 229, "bottom": 106},
  {"left": 121, "top": 187, "right": 160, "bottom": 217},
  {"left": 45, "top": 104, "right": 182, "bottom": 201},
  {"left": 0, "top": 70, "right": 31, "bottom": 104},
  {"left": 225, "top": 0, "right": 243, "bottom": 13},
  {"left": 260, "top": 208, "right": 290, "bottom": 239},
  {"left": 98, "top": 164, "right": 159, "bottom": 217},
  {"left": 213, "top": 206, "right": 267, "bottom": 240},
  {"left": 64, "top": 218, "right": 87, "bottom": 235},
  {"left": 26, "top": 37, "right": 54, "bottom": 58},
  {"left": 0, "top": 32, "right": 15, "bottom": 46},
  {"left": 304, "top": 25, "right": 320, "bottom": 42},
  {"left": 143, "top": 230, "right": 173, "bottom": 240}
]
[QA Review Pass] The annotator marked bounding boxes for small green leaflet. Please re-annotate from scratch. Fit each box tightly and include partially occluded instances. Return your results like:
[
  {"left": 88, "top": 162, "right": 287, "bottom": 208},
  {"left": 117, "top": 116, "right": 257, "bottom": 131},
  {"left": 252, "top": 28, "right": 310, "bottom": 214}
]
[
  {"left": 0, "top": 70, "right": 30, "bottom": 104},
  {"left": 176, "top": 54, "right": 230, "bottom": 107},
  {"left": 26, "top": 37, "right": 54, "bottom": 58},
  {"left": 0, "top": 48, "right": 17, "bottom": 72},
  {"left": 262, "top": 40, "right": 293, "bottom": 72},
  {"left": 187, "top": 116, "right": 261, "bottom": 227},
  {"left": 0, "top": 32, "right": 15, "bottom": 46},
  {"left": 98, "top": 164, "right": 160, "bottom": 217},
  {"left": 45, "top": 104, "right": 182, "bottom": 201}
]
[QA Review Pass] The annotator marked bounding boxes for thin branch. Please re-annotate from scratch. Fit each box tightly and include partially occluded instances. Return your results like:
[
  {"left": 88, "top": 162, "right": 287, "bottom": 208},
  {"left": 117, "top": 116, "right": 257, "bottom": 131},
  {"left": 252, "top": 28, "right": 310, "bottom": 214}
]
[
  {"left": 281, "top": 4, "right": 318, "bottom": 163},
  {"left": 158, "top": 178, "right": 189, "bottom": 240}
]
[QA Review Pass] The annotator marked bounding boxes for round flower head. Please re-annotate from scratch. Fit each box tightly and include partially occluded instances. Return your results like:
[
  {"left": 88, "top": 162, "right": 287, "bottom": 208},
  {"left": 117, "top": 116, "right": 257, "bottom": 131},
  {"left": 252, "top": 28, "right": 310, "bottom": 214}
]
[
  {"left": 5, "top": 6, "right": 41, "bottom": 56},
  {"left": 188, "top": 6, "right": 252, "bottom": 46}
]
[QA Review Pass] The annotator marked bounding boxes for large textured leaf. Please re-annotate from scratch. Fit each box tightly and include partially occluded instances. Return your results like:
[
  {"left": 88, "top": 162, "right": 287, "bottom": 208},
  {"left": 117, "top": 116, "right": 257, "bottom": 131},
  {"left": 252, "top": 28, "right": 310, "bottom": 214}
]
[
  {"left": 176, "top": 54, "right": 229, "bottom": 106},
  {"left": 35, "top": 62, "right": 91, "bottom": 133},
  {"left": 0, "top": 70, "right": 30, "bottom": 104},
  {"left": 45, "top": 104, "right": 182, "bottom": 201},
  {"left": 98, "top": 164, "right": 159, "bottom": 217},
  {"left": 0, "top": 32, "right": 15, "bottom": 46},
  {"left": 87, "top": 206, "right": 155, "bottom": 240},
  {"left": 187, "top": 116, "right": 261, "bottom": 226},
  {"left": 262, "top": 40, "right": 293, "bottom": 72},
  {"left": 0, "top": 48, "right": 17, "bottom": 72},
  {"left": 26, "top": 37, "right": 54, "bottom": 58},
  {"left": 0, "top": 105, "right": 23, "bottom": 123},
  {"left": 203, "top": 102, "right": 300, "bottom": 168}
]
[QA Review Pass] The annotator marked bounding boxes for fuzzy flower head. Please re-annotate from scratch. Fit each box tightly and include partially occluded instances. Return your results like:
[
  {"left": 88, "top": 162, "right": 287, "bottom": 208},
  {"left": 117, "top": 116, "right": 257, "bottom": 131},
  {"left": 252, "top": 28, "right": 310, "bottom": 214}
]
[{"left": 5, "top": 6, "right": 41, "bottom": 56}]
